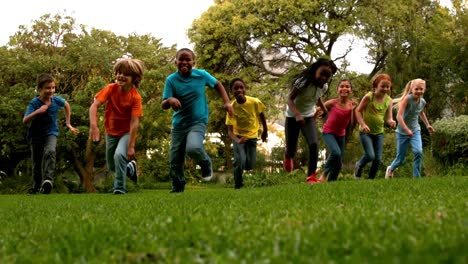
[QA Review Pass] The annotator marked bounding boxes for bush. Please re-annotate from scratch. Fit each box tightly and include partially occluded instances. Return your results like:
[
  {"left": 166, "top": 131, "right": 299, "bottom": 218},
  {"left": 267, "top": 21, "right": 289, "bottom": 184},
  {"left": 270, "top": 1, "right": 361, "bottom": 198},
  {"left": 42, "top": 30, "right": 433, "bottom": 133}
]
[{"left": 432, "top": 115, "right": 468, "bottom": 164}]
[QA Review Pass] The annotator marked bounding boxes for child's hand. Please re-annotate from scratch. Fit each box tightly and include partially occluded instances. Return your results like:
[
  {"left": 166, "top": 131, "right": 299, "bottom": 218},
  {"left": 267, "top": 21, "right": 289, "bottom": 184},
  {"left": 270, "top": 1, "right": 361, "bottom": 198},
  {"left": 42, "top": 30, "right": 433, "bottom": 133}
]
[
  {"left": 67, "top": 124, "right": 79, "bottom": 134},
  {"left": 261, "top": 130, "right": 268, "bottom": 143},
  {"left": 427, "top": 125, "right": 435, "bottom": 135},
  {"left": 169, "top": 98, "right": 182, "bottom": 111},
  {"left": 238, "top": 137, "right": 248, "bottom": 144},
  {"left": 89, "top": 126, "right": 100, "bottom": 142},
  {"left": 361, "top": 124, "right": 370, "bottom": 134},
  {"left": 38, "top": 105, "right": 49, "bottom": 113},
  {"left": 388, "top": 119, "right": 397, "bottom": 129},
  {"left": 295, "top": 114, "right": 305, "bottom": 126},
  {"left": 405, "top": 128, "right": 414, "bottom": 137}
]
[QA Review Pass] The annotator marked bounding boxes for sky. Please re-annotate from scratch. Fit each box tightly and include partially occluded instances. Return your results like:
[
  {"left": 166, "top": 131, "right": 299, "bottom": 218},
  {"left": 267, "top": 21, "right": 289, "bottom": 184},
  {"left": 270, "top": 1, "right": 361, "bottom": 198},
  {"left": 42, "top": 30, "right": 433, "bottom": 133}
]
[{"left": 1, "top": 0, "right": 453, "bottom": 74}]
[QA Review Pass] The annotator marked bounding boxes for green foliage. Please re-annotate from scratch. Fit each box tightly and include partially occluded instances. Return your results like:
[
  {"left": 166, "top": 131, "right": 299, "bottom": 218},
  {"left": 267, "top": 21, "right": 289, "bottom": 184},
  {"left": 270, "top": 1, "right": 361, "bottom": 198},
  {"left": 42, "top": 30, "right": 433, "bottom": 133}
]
[
  {"left": 432, "top": 115, "right": 468, "bottom": 164},
  {"left": 0, "top": 177, "right": 466, "bottom": 262}
]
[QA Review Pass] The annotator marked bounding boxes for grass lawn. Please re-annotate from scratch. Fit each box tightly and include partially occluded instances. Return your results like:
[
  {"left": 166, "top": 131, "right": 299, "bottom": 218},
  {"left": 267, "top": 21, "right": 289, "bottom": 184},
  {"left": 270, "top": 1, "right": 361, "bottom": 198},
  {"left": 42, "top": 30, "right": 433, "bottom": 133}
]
[{"left": 0, "top": 176, "right": 466, "bottom": 263}]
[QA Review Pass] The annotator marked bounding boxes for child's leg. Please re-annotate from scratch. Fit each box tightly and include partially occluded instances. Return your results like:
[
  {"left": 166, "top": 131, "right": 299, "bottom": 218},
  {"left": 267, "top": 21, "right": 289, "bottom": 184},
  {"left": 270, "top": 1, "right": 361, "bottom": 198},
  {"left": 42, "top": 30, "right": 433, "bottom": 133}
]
[
  {"left": 357, "top": 132, "right": 376, "bottom": 174},
  {"left": 368, "top": 134, "right": 384, "bottom": 179},
  {"left": 390, "top": 132, "right": 410, "bottom": 172},
  {"left": 301, "top": 117, "right": 318, "bottom": 176},
  {"left": 233, "top": 141, "right": 246, "bottom": 188},
  {"left": 185, "top": 123, "right": 212, "bottom": 177},
  {"left": 244, "top": 139, "right": 258, "bottom": 171},
  {"left": 113, "top": 134, "right": 130, "bottom": 192},
  {"left": 31, "top": 143, "right": 44, "bottom": 192},
  {"left": 322, "top": 133, "right": 341, "bottom": 181},
  {"left": 284, "top": 117, "right": 300, "bottom": 159},
  {"left": 169, "top": 128, "right": 187, "bottom": 190},
  {"left": 410, "top": 130, "right": 423, "bottom": 177},
  {"left": 42, "top": 135, "right": 57, "bottom": 182},
  {"left": 105, "top": 134, "right": 120, "bottom": 173}
]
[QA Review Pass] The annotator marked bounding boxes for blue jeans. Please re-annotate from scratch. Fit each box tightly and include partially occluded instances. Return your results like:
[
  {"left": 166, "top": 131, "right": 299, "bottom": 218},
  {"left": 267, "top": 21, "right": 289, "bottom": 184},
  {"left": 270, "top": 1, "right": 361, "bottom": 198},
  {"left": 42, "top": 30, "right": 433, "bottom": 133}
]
[
  {"left": 357, "top": 132, "right": 384, "bottom": 179},
  {"left": 322, "top": 133, "right": 345, "bottom": 181},
  {"left": 31, "top": 135, "right": 57, "bottom": 191},
  {"left": 169, "top": 123, "right": 211, "bottom": 190},
  {"left": 389, "top": 131, "right": 423, "bottom": 177},
  {"left": 233, "top": 139, "right": 258, "bottom": 188},
  {"left": 285, "top": 116, "right": 319, "bottom": 176},
  {"left": 106, "top": 133, "right": 132, "bottom": 193}
]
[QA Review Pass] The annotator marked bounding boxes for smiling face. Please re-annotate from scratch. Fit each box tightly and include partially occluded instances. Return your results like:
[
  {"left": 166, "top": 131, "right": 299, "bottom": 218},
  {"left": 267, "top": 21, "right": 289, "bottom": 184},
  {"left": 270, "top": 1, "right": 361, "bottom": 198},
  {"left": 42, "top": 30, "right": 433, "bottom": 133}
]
[
  {"left": 314, "top": 66, "right": 333, "bottom": 86},
  {"left": 39, "top": 81, "right": 56, "bottom": 99},
  {"left": 375, "top": 80, "right": 392, "bottom": 96},
  {"left": 411, "top": 79, "right": 426, "bottom": 99},
  {"left": 175, "top": 50, "right": 195, "bottom": 77},
  {"left": 231, "top": 80, "right": 247, "bottom": 103},
  {"left": 115, "top": 72, "right": 134, "bottom": 90},
  {"left": 337, "top": 80, "right": 352, "bottom": 98}
]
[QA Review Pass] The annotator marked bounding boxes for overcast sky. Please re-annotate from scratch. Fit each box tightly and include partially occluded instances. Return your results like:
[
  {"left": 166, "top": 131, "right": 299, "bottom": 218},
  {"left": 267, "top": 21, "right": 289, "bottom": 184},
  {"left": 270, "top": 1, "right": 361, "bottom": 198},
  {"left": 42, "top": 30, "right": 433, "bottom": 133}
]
[{"left": 1, "top": 0, "right": 453, "bottom": 73}]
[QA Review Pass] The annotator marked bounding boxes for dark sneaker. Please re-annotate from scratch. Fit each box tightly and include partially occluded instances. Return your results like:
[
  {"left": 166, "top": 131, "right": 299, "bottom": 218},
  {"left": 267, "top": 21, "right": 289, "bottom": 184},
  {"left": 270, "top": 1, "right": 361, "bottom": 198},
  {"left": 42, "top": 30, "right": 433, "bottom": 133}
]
[
  {"left": 113, "top": 189, "right": 125, "bottom": 195},
  {"left": 170, "top": 180, "right": 185, "bottom": 193},
  {"left": 127, "top": 160, "right": 137, "bottom": 184},
  {"left": 201, "top": 167, "right": 213, "bottom": 182},
  {"left": 354, "top": 162, "right": 362, "bottom": 179},
  {"left": 41, "top": 180, "right": 53, "bottom": 194},
  {"left": 28, "top": 188, "right": 40, "bottom": 194}
]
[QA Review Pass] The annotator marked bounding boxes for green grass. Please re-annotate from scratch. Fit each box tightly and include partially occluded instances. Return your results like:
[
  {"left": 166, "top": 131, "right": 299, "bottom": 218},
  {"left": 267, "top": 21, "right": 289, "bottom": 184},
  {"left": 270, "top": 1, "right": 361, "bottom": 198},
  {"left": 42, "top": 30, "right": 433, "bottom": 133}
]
[{"left": 1, "top": 176, "right": 467, "bottom": 263}]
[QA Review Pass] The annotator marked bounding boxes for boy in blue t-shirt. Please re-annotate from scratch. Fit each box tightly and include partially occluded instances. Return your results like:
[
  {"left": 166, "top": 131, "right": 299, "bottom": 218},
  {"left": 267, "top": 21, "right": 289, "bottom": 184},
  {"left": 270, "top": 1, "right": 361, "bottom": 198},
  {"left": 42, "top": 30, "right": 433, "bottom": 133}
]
[
  {"left": 162, "top": 48, "right": 234, "bottom": 193},
  {"left": 23, "top": 73, "right": 78, "bottom": 194}
]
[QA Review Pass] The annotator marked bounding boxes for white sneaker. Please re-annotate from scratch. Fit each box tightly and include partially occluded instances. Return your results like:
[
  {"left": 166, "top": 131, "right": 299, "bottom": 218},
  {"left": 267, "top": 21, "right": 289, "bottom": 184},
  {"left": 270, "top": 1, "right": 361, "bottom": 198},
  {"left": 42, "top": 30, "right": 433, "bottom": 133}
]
[{"left": 385, "top": 166, "right": 393, "bottom": 179}]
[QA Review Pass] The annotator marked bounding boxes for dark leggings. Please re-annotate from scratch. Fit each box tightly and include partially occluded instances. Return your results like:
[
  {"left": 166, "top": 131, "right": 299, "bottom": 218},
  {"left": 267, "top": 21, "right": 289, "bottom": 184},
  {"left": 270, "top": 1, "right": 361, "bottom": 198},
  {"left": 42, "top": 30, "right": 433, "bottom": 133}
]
[{"left": 284, "top": 116, "right": 318, "bottom": 176}]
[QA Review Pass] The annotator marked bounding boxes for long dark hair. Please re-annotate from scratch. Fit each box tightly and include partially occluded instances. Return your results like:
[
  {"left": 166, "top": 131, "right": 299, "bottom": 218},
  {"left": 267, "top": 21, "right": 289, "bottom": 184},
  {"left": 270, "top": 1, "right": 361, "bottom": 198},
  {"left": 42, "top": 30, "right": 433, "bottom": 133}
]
[{"left": 290, "top": 58, "right": 337, "bottom": 91}]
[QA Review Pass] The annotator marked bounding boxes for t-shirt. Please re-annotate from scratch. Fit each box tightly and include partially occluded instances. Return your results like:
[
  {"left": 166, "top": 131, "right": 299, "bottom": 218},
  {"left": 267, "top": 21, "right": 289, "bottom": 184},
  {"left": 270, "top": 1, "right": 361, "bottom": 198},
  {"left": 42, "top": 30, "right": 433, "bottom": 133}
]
[
  {"left": 24, "top": 95, "right": 66, "bottom": 143},
  {"left": 95, "top": 83, "right": 143, "bottom": 137},
  {"left": 163, "top": 69, "right": 217, "bottom": 130},
  {"left": 360, "top": 92, "right": 391, "bottom": 135},
  {"left": 322, "top": 99, "right": 352, "bottom": 137},
  {"left": 396, "top": 94, "right": 426, "bottom": 134},
  {"left": 225, "top": 96, "right": 266, "bottom": 139},
  {"left": 285, "top": 83, "right": 328, "bottom": 118}
]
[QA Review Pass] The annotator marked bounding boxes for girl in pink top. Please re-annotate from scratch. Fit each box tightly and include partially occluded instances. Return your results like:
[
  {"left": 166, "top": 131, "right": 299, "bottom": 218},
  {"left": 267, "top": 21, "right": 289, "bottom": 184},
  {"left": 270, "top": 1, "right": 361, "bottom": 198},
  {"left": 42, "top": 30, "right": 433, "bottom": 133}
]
[{"left": 313, "top": 79, "right": 356, "bottom": 183}]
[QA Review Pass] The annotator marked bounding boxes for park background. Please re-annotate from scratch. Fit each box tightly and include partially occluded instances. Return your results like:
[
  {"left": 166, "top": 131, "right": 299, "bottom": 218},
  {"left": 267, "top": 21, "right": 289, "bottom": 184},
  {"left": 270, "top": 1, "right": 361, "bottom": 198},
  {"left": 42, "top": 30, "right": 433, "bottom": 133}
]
[{"left": 0, "top": 0, "right": 466, "bottom": 192}]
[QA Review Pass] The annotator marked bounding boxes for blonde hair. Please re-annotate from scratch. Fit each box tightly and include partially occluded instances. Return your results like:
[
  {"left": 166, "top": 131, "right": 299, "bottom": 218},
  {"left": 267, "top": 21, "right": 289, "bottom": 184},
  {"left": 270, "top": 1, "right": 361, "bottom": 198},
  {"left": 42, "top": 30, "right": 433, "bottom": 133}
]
[
  {"left": 393, "top": 78, "right": 426, "bottom": 107},
  {"left": 113, "top": 58, "right": 146, "bottom": 88}
]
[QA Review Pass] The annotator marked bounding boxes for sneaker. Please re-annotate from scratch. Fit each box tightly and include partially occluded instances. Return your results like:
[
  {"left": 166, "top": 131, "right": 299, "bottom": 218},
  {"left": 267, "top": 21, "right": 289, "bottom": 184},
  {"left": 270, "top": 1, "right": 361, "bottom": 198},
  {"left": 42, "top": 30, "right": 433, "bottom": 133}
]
[
  {"left": 283, "top": 156, "right": 293, "bottom": 172},
  {"left": 127, "top": 160, "right": 138, "bottom": 184},
  {"left": 113, "top": 189, "right": 125, "bottom": 195},
  {"left": 354, "top": 162, "right": 362, "bottom": 179},
  {"left": 306, "top": 172, "right": 319, "bottom": 184},
  {"left": 28, "top": 188, "right": 40, "bottom": 194},
  {"left": 201, "top": 166, "right": 213, "bottom": 182},
  {"left": 41, "top": 180, "right": 53, "bottom": 194},
  {"left": 385, "top": 166, "right": 393, "bottom": 179}
]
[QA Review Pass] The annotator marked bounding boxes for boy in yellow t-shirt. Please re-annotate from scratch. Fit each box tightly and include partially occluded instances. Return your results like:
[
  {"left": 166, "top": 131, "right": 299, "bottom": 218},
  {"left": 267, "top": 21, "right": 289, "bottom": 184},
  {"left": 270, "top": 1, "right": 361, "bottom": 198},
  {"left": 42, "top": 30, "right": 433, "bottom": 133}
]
[{"left": 225, "top": 78, "right": 268, "bottom": 189}]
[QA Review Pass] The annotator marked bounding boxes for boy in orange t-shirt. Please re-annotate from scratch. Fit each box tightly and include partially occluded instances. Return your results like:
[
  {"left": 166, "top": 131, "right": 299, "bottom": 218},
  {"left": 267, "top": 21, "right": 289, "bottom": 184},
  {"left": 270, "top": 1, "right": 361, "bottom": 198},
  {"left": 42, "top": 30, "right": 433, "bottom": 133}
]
[{"left": 89, "top": 58, "right": 145, "bottom": 194}]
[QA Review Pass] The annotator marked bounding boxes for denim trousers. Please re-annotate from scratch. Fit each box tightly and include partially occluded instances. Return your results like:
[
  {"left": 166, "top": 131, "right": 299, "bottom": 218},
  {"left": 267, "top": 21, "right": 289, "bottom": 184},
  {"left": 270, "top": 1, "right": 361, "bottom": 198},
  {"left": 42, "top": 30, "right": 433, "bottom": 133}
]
[
  {"left": 390, "top": 131, "right": 423, "bottom": 177},
  {"left": 285, "top": 116, "right": 319, "bottom": 176},
  {"left": 169, "top": 123, "right": 211, "bottom": 189},
  {"left": 322, "top": 133, "right": 345, "bottom": 181},
  {"left": 31, "top": 135, "right": 57, "bottom": 191},
  {"left": 357, "top": 132, "right": 384, "bottom": 179},
  {"left": 106, "top": 133, "right": 131, "bottom": 192},
  {"left": 233, "top": 139, "right": 257, "bottom": 188}
]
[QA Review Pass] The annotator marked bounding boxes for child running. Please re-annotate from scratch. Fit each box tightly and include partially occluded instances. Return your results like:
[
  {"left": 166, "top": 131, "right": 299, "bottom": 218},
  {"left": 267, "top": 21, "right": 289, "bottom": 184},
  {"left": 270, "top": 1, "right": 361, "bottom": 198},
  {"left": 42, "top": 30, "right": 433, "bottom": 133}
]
[
  {"left": 225, "top": 78, "right": 268, "bottom": 189},
  {"left": 316, "top": 79, "right": 356, "bottom": 183},
  {"left": 284, "top": 58, "right": 337, "bottom": 183},
  {"left": 354, "top": 73, "right": 396, "bottom": 179},
  {"left": 386, "top": 79, "right": 435, "bottom": 178},
  {"left": 23, "top": 73, "right": 78, "bottom": 194},
  {"left": 89, "top": 58, "right": 145, "bottom": 194},
  {"left": 162, "top": 48, "right": 234, "bottom": 193}
]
